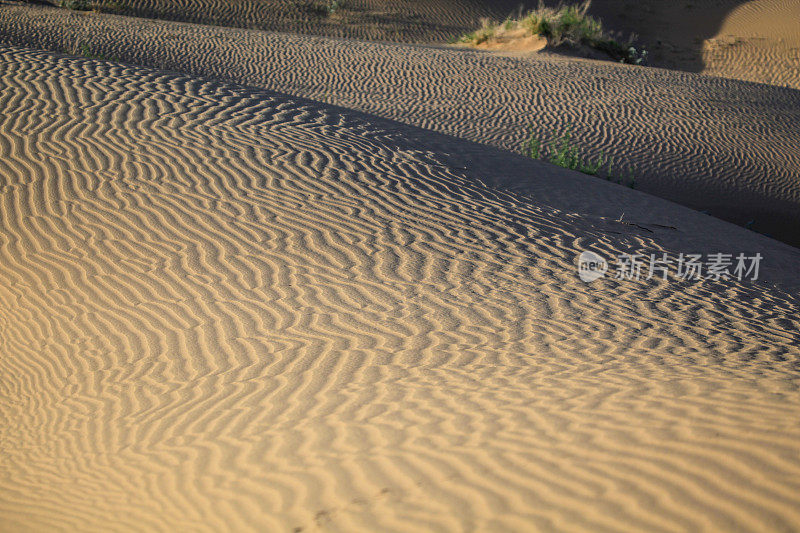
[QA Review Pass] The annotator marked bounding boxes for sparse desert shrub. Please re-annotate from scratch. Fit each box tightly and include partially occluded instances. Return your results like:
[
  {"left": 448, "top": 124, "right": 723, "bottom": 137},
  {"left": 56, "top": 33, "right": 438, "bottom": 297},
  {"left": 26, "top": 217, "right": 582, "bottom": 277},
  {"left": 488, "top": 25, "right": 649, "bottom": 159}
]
[
  {"left": 539, "top": 2, "right": 603, "bottom": 46},
  {"left": 594, "top": 39, "right": 649, "bottom": 65},
  {"left": 525, "top": 127, "right": 636, "bottom": 188},
  {"left": 67, "top": 39, "right": 119, "bottom": 61},
  {"left": 309, "top": 0, "right": 344, "bottom": 16},
  {"left": 459, "top": 1, "right": 647, "bottom": 65},
  {"left": 60, "top": 0, "right": 92, "bottom": 10},
  {"left": 60, "top": 0, "right": 127, "bottom": 14},
  {"left": 93, "top": 0, "right": 125, "bottom": 13},
  {"left": 70, "top": 39, "right": 95, "bottom": 57},
  {"left": 460, "top": 18, "right": 497, "bottom": 45},
  {"left": 328, "top": 0, "right": 345, "bottom": 13}
]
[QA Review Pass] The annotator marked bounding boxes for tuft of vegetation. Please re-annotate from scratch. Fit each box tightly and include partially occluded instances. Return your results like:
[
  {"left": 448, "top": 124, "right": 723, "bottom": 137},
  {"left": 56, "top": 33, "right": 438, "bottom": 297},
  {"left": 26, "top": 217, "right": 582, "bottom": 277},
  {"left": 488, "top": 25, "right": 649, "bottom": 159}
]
[
  {"left": 67, "top": 39, "right": 119, "bottom": 61},
  {"left": 93, "top": 0, "right": 125, "bottom": 13},
  {"left": 309, "top": 0, "right": 345, "bottom": 16},
  {"left": 59, "top": 0, "right": 126, "bottom": 13},
  {"left": 525, "top": 127, "right": 637, "bottom": 188},
  {"left": 60, "top": 0, "right": 92, "bottom": 10},
  {"left": 458, "top": 1, "right": 647, "bottom": 65},
  {"left": 460, "top": 18, "right": 498, "bottom": 45}
]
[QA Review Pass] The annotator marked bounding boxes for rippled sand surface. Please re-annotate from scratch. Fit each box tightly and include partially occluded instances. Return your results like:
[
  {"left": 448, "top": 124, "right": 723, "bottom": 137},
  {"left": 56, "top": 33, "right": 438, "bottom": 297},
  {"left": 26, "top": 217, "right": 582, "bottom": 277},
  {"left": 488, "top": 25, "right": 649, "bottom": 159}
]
[
  {"left": 1, "top": 45, "right": 800, "bottom": 531},
  {"left": 1, "top": 4, "right": 800, "bottom": 245}
]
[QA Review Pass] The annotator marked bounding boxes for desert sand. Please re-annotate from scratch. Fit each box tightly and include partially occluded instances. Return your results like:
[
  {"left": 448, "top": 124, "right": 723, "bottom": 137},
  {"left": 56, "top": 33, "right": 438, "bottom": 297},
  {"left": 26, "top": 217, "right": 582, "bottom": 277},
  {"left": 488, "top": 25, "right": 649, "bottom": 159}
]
[
  {"left": 1, "top": 3, "right": 799, "bottom": 245},
  {"left": 1, "top": 1, "right": 800, "bottom": 532},
  {"left": 3, "top": 0, "right": 541, "bottom": 44},
  {"left": 17, "top": 0, "right": 800, "bottom": 89},
  {"left": 1, "top": 42, "right": 800, "bottom": 531},
  {"left": 588, "top": 0, "right": 800, "bottom": 89}
]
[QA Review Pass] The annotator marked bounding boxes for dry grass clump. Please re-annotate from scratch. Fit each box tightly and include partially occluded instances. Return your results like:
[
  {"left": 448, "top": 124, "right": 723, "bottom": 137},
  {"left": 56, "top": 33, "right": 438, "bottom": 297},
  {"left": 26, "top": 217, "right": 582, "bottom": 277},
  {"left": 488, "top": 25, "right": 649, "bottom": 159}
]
[
  {"left": 59, "top": 0, "right": 125, "bottom": 13},
  {"left": 459, "top": 1, "right": 647, "bottom": 65},
  {"left": 59, "top": 0, "right": 92, "bottom": 9},
  {"left": 307, "top": 0, "right": 346, "bottom": 16},
  {"left": 520, "top": 1, "right": 603, "bottom": 47}
]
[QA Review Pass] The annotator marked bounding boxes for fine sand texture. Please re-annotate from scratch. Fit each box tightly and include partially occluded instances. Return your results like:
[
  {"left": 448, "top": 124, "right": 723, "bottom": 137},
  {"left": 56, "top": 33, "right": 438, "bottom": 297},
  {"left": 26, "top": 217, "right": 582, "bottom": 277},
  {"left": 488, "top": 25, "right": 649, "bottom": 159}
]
[
  {"left": 2, "top": 44, "right": 800, "bottom": 532},
  {"left": 18, "top": 0, "right": 800, "bottom": 89},
  {"left": 14, "top": 0, "right": 535, "bottom": 43},
  {"left": 587, "top": 0, "right": 800, "bottom": 89},
  {"left": 1, "top": 3, "right": 800, "bottom": 245}
]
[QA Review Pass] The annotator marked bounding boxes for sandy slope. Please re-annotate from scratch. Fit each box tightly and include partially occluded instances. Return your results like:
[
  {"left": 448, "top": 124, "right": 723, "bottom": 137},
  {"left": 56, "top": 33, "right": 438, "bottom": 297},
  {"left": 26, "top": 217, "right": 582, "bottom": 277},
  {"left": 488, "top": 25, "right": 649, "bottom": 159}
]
[
  {"left": 14, "top": 0, "right": 532, "bottom": 43},
  {"left": 18, "top": 0, "right": 800, "bottom": 89},
  {"left": 1, "top": 44, "right": 800, "bottom": 532},
  {"left": 702, "top": 0, "right": 800, "bottom": 88},
  {"left": 588, "top": 0, "right": 800, "bottom": 89},
  {"left": 1, "top": 3, "right": 799, "bottom": 246}
]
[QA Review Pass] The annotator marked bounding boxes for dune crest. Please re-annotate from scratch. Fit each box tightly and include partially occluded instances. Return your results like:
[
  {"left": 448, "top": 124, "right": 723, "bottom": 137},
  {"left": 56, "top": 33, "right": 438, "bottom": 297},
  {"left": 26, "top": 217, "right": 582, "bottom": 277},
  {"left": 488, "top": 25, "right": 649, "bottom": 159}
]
[{"left": 702, "top": 0, "right": 800, "bottom": 88}]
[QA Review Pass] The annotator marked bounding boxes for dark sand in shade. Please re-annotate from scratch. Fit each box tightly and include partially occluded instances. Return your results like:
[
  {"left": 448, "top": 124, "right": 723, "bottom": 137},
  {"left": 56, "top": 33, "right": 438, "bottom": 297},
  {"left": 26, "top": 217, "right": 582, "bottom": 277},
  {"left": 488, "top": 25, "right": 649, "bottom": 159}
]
[
  {"left": 1, "top": 2, "right": 799, "bottom": 245},
  {"left": 14, "top": 0, "right": 800, "bottom": 88}
]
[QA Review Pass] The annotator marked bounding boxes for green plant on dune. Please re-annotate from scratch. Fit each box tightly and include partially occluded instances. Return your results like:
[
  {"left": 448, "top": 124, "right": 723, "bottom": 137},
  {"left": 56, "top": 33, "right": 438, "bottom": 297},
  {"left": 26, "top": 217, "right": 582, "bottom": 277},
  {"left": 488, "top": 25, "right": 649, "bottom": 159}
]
[
  {"left": 525, "top": 127, "right": 636, "bottom": 188},
  {"left": 67, "top": 39, "right": 119, "bottom": 61},
  {"left": 459, "top": 18, "right": 498, "bottom": 45},
  {"left": 328, "top": 0, "right": 345, "bottom": 14},
  {"left": 530, "top": 2, "right": 603, "bottom": 46},
  {"left": 94, "top": 0, "right": 126, "bottom": 13},
  {"left": 309, "top": 0, "right": 345, "bottom": 16},
  {"left": 59, "top": 0, "right": 127, "bottom": 13},
  {"left": 60, "top": 0, "right": 91, "bottom": 10},
  {"left": 458, "top": 1, "right": 648, "bottom": 65}
]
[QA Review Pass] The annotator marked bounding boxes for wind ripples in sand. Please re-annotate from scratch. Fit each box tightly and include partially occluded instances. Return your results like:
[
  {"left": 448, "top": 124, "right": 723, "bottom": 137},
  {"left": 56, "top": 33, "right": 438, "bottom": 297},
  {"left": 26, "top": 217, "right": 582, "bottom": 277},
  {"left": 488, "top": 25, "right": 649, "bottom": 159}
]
[
  {"left": 0, "top": 3, "right": 799, "bottom": 245},
  {"left": 0, "top": 46, "right": 800, "bottom": 531}
]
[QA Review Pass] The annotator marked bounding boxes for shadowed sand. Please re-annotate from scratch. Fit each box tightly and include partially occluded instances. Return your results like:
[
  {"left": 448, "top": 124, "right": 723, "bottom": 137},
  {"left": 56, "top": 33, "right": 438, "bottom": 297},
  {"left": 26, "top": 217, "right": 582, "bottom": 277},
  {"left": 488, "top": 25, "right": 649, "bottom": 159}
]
[
  {"left": 1, "top": 45, "right": 800, "bottom": 531},
  {"left": 587, "top": 0, "right": 800, "bottom": 88},
  {"left": 40, "top": 0, "right": 532, "bottom": 42},
  {"left": 1, "top": 3, "right": 799, "bottom": 245},
  {"left": 14, "top": 0, "right": 799, "bottom": 89}
]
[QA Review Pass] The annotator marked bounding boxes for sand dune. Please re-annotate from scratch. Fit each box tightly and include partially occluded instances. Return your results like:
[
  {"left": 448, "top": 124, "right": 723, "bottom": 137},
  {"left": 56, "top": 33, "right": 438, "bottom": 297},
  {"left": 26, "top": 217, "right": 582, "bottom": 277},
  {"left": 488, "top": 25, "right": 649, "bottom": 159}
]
[
  {"left": 1, "top": 44, "right": 800, "bottom": 531},
  {"left": 588, "top": 0, "right": 800, "bottom": 89},
  {"left": 1, "top": 3, "right": 799, "bottom": 245},
  {"left": 16, "top": 0, "right": 800, "bottom": 89},
  {"left": 701, "top": 0, "right": 800, "bottom": 88},
  {"left": 11, "top": 0, "right": 532, "bottom": 43}
]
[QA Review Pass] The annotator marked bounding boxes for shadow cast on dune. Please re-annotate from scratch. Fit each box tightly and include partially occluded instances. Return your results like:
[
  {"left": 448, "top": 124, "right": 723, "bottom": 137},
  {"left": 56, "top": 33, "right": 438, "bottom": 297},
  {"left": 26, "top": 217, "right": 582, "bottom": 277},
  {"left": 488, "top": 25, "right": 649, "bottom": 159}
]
[
  {"left": 5, "top": 1, "right": 800, "bottom": 247},
  {"left": 585, "top": 0, "right": 753, "bottom": 74},
  {"left": 25, "top": 0, "right": 759, "bottom": 76},
  {"left": 18, "top": 0, "right": 541, "bottom": 42}
]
